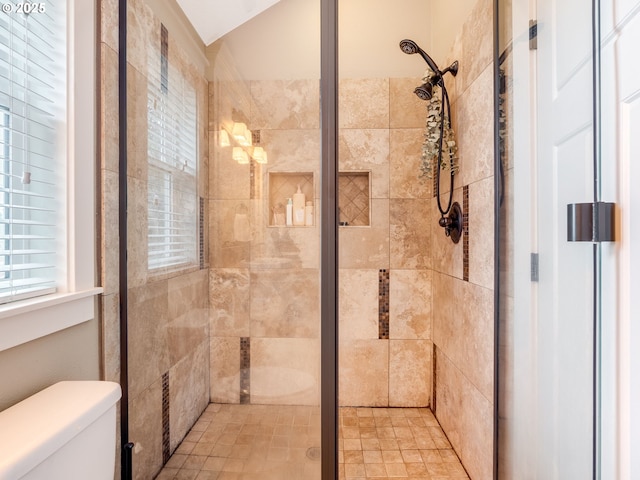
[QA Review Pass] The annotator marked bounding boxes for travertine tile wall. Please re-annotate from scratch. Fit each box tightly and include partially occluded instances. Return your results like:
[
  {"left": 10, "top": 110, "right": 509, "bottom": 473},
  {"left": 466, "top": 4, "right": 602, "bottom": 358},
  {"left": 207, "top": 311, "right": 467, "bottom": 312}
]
[
  {"left": 98, "top": 0, "right": 210, "bottom": 478},
  {"left": 338, "top": 76, "right": 434, "bottom": 408},
  {"left": 430, "top": 0, "right": 495, "bottom": 479},
  {"left": 208, "top": 56, "right": 434, "bottom": 409}
]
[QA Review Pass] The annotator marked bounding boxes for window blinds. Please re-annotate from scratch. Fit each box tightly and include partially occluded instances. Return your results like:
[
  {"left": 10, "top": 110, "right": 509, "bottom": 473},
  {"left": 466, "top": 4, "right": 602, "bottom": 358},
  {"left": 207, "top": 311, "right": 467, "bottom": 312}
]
[
  {"left": 0, "top": 4, "right": 65, "bottom": 303},
  {"left": 147, "top": 37, "right": 198, "bottom": 271}
]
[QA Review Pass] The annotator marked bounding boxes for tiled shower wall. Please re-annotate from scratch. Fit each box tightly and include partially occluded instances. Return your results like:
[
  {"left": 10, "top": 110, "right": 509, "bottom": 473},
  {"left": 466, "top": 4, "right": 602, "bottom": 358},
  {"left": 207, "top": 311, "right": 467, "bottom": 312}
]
[
  {"left": 98, "top": 0, "right": 210, "bottom": 478},
  {"left": 338, "top": 77, "right": 434, "bottom": 408},
  {"left": 208, "top": 50, "right": 434, "bottom": 410},
  {"left": 430, "top": 0, "right": 495, "bottom": 479}
]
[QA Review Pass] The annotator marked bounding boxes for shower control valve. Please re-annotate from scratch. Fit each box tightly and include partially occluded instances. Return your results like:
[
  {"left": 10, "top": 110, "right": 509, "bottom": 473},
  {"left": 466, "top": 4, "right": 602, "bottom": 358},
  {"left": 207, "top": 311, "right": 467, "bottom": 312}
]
[{"left": 438, "top": 202, "right": 463, "bottom": 244}]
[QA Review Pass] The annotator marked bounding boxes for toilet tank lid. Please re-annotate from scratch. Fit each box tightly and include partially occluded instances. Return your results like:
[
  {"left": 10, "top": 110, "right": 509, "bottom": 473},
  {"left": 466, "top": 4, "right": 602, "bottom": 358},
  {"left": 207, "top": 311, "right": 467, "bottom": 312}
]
[{"left": 0, "top": 381, "right": 122, "bottom": 479}]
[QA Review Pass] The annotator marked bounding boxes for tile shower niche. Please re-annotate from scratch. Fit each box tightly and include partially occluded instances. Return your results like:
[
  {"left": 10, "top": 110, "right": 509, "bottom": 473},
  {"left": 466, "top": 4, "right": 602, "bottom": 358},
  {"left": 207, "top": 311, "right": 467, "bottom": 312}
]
[
  {"left": 339, "top": 171, "right": 370, "bottom": 227},
  {"left": 268, "top": 172, "right": 315, "bottom": 227}
]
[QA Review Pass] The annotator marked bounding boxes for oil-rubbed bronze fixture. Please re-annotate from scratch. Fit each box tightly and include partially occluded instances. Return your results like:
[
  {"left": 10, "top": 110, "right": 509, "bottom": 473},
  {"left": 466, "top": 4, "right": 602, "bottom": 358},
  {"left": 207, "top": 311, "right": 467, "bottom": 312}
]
[
  {"left": 400, "top": 39, "right": 463, "bottom": 243},
  {"left": 439, "top": 201, "right": 463, "bottom": 244}
]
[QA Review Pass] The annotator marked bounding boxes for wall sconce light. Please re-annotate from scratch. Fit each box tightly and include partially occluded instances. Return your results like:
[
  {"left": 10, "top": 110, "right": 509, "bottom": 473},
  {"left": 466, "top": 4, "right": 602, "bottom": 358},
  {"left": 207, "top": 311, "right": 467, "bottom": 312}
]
[
  {"left": 252, "top": 146, "right": 268, "bottom": 164},
  {"left": 232, "top": 122, "right": 252, "bottom": 147},
  {"left": 219, "top": 129, "right": 230, "bottom": 147},
  {"left": 233, "top": 147, "right": 249, "bottom": 164}
]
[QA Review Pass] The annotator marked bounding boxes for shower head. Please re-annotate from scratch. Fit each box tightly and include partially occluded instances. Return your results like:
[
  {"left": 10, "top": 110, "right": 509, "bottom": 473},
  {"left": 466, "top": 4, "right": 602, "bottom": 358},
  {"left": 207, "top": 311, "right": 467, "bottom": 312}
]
[
  {"left": 399, "top": 39, "right": 420, "bottom": 55},
  {"left": 399, "top": 39, "right": 440, "bottom": 75},
  {"left": 414, "top": 82, "right": 433, "bottom": 101}
]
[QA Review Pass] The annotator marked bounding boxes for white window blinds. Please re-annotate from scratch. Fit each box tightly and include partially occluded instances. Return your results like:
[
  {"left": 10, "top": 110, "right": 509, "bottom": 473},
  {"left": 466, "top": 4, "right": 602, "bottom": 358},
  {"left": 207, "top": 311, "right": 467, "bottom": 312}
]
[
  {"left": 0, "top": 4, "right": 66, "bottom": 304},
  {"left": 147, "top": 31, "right": 198, "bottom": 271}
]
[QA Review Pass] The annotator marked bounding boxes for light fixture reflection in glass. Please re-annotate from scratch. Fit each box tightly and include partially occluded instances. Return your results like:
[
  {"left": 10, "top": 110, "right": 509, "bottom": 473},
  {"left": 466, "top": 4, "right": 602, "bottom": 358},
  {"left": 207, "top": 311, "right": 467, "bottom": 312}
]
[
  {"left": 252, "top": 146, "right": 268, "bottom": 164},
  {"left": 232, "top": 122, "right": 252, "bottom": 146},
  {"left": 219, "top": 129, "right": 230, "bottom": 147},
  {"left": 232, "top": 147, "right": 249, "bottom": 164}
]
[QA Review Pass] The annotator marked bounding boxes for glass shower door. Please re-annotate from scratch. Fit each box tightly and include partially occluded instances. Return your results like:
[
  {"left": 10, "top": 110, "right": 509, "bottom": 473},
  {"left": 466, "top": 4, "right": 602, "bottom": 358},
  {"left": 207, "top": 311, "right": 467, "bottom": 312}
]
[
  {"left": 498, "top": 0, "right": 601, "bottom": 478},
  {"left": 207, "top": 1, "right": 325, "bottom": 479}
]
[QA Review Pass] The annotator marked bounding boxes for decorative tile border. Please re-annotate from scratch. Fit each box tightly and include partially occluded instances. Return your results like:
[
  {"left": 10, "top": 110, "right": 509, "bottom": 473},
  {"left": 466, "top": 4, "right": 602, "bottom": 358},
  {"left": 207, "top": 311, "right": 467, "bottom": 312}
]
[
  {"left": 250, "top": 161, "right": 257, "bottom": 200},
  {"left": 162, "top": 371, "right": 170, "bottom": 463},
  {"left": 240, "top": 337, "right": 250, "bottom": 404},
  {"left": 432, "top": 347, "right": 438, "bottom": 413},
  {"left": 250, "top": 130, "right": 260, "bottom": 200},
  {"left": 378, "top": 269, "right": 390, "bottom": 340},
  {"left": 463, "top": 185, "right": 469, "bottom": 282}
]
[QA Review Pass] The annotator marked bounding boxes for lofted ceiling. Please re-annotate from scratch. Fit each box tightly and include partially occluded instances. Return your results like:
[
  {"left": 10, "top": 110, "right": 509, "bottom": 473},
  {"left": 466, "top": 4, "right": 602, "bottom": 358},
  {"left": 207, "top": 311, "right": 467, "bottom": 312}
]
[{"left": 176, "top": 0, "right": 281, "bottom": 46}]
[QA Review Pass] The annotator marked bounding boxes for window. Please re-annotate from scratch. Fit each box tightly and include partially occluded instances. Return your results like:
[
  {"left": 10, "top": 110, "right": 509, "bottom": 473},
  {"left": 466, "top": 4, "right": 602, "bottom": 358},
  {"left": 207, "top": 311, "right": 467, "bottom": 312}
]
[
  {"left": 147, "top": 33, "right": 198, "bottom": 272},
  {"left": 0, "top": 1, "right": 100, "bottom": 352},
  {"left": 0, "top": 3, "right": 66, "bottom": 304}
]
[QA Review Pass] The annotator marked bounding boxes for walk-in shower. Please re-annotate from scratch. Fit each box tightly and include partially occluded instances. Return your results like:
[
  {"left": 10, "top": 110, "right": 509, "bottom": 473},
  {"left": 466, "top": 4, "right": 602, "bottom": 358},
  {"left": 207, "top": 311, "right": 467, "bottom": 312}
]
[{"left": 400, "top": 38, "right": 463, "bottom": 243}]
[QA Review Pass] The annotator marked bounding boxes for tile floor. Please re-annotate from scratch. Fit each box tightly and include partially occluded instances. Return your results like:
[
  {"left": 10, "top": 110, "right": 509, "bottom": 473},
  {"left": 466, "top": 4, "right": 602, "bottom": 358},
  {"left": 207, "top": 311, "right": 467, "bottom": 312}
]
[{"left": 156, "top": 404, "right": 469, "bottom": 479}]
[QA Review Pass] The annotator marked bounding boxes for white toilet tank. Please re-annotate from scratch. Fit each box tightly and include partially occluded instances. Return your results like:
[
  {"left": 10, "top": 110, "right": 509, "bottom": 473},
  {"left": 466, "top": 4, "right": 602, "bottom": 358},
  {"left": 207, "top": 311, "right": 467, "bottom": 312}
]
[{"left": 0, "top": 381, "right": 121, "bottom": 480}]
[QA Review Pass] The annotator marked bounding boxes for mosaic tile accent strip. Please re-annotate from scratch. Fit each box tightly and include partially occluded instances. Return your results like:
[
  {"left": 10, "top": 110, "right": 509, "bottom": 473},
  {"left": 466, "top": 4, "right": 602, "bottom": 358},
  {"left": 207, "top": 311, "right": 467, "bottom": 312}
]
[
  {"left": 199, "top": 197, "right": 205, "bottom": 269},
  {"left": 463, "top": 185, "right": 469, "bottom": 282},
  {"left": 252, "top": 129, "right": 261, "bottom": 145},
  {"left": 432, "top": 346, "right": 438, "bottom": 414},
  {"left": 240, "top": 337, "right": 250, "bottom": 404},
  {"left": 250, "top": 160, "right": 257, "bottom": 200},
  {"left": 162, "top": 371, "right": 170, "bottom": 464},
  {"left": 160, "top": 24, "right": 168, "bottom": 95},
  {"left": 378, "top": 269, "right": 390, "bottom": 340}
]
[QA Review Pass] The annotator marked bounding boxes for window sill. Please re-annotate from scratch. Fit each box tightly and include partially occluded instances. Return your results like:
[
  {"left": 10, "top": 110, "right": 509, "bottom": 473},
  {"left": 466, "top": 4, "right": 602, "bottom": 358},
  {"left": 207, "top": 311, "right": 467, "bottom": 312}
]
[{"left": 0, "top": 288, "right": 103, "bottom": 352}]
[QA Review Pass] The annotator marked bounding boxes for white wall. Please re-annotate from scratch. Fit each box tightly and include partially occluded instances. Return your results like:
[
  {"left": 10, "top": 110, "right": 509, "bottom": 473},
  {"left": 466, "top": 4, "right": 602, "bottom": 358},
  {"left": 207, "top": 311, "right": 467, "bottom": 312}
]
[
  {"left": 209, "top": 0, "right": 434, "bottom": 80},
  {"left": 208, "top": 0, "right": 479, "bottom": 81},
  {"left": 430, "top": 0, "right": 477, "bottom": 62}
]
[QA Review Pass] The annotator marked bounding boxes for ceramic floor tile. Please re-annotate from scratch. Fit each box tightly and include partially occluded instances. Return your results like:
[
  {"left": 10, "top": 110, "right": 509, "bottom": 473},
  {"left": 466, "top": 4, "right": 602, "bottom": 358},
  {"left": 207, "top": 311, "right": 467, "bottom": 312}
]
[{"left": 157, "top": 405, "right": 470, "bottom": 479}]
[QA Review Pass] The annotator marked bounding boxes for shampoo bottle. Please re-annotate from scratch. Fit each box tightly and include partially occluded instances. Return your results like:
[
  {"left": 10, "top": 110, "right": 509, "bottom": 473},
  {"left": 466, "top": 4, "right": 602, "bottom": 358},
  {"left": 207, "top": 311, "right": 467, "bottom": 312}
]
[
  {"left": 292, "top": 185, "right": 306, "bottom": 226},
  {"left": 285, "top": 198, "right": 293, "bottom": 226},
  {"left": 305, "top": 201, "right": 314, "bottom": 226}
]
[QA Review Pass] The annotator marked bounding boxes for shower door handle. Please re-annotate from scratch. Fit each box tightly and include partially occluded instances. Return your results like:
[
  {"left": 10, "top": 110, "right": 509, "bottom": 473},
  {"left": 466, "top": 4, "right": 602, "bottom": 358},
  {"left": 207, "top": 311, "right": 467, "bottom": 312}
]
[{"left": 567, "top": 202, "right": 615, "bottom": 242}]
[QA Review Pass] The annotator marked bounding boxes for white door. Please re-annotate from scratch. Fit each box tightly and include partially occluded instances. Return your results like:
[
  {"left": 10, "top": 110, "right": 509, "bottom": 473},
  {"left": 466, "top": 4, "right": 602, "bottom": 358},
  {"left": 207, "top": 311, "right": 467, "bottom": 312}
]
[{"left": 535, "top": 0, "right": 596, "bottom": 478}]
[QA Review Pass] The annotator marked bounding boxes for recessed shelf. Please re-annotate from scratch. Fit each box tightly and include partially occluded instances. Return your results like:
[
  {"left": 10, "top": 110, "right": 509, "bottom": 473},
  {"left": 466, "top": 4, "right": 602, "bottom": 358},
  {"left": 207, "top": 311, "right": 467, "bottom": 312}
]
[
  {"left": 268, "top": 172, "right": 315, "bottom": 227},
  {"left": 339, "top": 171, "right": 370, "bottom": 227}
]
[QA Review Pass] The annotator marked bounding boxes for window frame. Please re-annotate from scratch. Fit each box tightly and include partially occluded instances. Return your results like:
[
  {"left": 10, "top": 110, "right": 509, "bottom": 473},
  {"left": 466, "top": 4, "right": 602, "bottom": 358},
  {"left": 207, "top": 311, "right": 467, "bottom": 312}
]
[
  {"left": 0, "top": 0, "right": 101, "bottom": 352},
  {"left": 146, "top": 43, "right": 199, "bottom": 275}
]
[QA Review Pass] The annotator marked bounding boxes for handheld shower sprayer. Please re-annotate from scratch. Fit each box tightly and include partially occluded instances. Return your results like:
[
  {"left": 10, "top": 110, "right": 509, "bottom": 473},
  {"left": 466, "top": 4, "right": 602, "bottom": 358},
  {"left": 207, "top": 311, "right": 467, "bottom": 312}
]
[
  {"left": 399, "top": 39, "right": 459, "bottom": 101},
  {"left": 400, "top": 38, "right": 462, "bottom": 243},
  {"left": 399, "top": 39, "right": 440, "bottom": 75}
]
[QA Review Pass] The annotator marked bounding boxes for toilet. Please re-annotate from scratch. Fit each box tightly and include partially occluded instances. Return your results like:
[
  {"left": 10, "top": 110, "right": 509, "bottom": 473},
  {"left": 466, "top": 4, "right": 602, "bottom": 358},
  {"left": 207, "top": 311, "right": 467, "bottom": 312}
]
[{"left": 0, "top": 381, "right": 121, "bottom": 480}]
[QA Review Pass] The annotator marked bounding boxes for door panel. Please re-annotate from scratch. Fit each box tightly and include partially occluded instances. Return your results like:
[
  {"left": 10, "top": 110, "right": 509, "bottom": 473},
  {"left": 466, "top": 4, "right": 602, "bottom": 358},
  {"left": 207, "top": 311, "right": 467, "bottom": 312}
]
[
  {"left": 536, "top": 0, "right": 594, "bottom": 478},
  {"left": 500, "top": 0, "right": 640, "bottom": 477}
]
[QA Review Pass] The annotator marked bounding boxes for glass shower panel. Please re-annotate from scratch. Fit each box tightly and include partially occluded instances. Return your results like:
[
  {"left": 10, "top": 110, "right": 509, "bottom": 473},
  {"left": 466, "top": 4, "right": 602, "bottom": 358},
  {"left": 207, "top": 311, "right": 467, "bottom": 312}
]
[
  {"left": 337, "top": 0, "right": 436, "bottom": 412},
  {"left": 338, "top": 1, "right": 498, "bottom": 478},
  {"left": 123, "top": 1, "right": 212, "bottom": 478},
  {"left": 498, "top": 0, "right": 597, "bottom": 477},
  {"left": 208, "top": 1, "right": 323, "bottom": 478}
]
